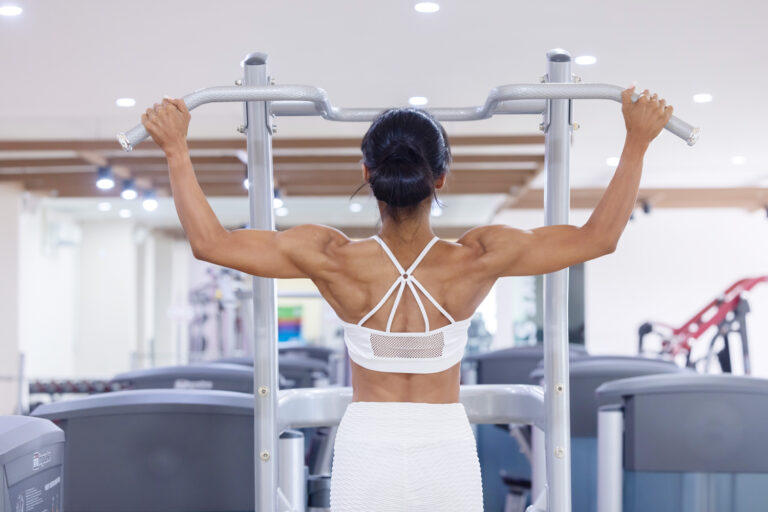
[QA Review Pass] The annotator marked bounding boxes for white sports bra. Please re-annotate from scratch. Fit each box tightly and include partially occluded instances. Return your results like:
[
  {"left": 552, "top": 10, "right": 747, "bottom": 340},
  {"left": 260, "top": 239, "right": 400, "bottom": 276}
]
[{"left": 340, "top": 235, "right": 471, "bottom": 374}]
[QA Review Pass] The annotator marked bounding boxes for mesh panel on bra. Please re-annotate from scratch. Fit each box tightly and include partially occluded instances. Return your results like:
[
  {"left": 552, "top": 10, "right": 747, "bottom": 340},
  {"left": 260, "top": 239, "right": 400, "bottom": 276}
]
[{"left": 369, "top": 332, "right": 445, "bottom": 358}]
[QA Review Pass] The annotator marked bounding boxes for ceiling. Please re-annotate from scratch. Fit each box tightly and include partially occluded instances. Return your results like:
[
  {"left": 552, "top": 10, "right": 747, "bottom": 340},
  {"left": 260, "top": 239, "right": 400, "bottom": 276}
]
[{"left": 2, "top": 0, "right": 767, "bottom": 229}]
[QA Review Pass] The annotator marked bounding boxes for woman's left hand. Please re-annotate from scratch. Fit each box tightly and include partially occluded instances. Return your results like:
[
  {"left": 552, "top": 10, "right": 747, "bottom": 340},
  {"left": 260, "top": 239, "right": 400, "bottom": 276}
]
[{"left": 142, "top": 97, "right": 191, "bottom": 155}]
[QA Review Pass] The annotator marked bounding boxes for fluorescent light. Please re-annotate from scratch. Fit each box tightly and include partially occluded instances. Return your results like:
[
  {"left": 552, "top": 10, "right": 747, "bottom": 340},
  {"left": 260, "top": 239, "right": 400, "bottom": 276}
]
[
  {"left": 731, "top": 155, "right": 746, "bottom": 165},
  {"left": 118, "top": 209, "right": 132, "bottom": 219},
  {"left": 349, "top": 202, "right": 363, "bottom": 213},
  {"left": 408, "top": 96, "right": 429, "bottom": 106},
  {"left": 606, "top": 157, "right": 620, "bottom": 167},
  {"left": 98, "top": 202, "right": 112, "bottom": 212},
  {"left": 96, "top": 167, "right": 115, "bottom": 190},
  {"left": 693, "top": 93, "right": 713, "bottom": 103},
  {"left": 142, "top": 198, "right": 158, "bottom": 212},
  {"left": 574, "top": 55, "right": 597, "bottom": 66},
  {"left": 0, "top": 5, "right": 23, "bottom": 16},
  {"left": 414, "top": 2, "right": 440, "bottom": 13},
  {"left": 115, "top": 98, "right": 136, "bottom": 108},
  {"left": 275, "top": 207, "right": 289, "bottom": 217},
  {"left": 273, "top": 197, "right": 284, "bottom": 208}
]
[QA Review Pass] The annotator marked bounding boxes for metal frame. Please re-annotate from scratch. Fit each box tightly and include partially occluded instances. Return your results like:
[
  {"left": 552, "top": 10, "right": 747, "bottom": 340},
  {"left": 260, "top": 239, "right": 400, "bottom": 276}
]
[{"left": 119, "top": 49, "right": 698, "bottom": 512}]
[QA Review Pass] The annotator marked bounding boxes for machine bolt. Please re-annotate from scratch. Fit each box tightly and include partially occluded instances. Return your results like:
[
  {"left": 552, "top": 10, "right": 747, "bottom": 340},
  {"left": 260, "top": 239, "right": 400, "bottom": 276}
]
[
  {"left": 555, "top": 383, "right": 564, "bottom": 393},
  {"left": 260, "top": 450, "right": 270, "bottom": 461},
  {"left": 237, "top": 125, "right": 246, "bottom": 134},
  {"left": 235, "top": 79, "right": 243, "bottom": 86},
  {"left": 539, "top": 75, "right": 547, "bottom": 83},
  {"left": 258, "top": 385, "right": 269, "bottom": 396},
  {"left": 270, "top": 77, "right": 276, "bottom": 86},
  {"left": 573, "top": 122, "right": 580, "bottom": 131},
  {"left": 572, "top": 75, "right": 582, "bottom": 83},
  {"left": 271, "top": 124, "right": 278, "bottom": 133},
  {"left": 538, "top": 123, "right": 546, "bottom": 132}
]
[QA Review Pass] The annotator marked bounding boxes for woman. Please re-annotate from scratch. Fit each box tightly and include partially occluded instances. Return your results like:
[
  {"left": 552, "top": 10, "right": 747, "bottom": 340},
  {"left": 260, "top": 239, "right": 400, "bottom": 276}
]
[{"left": 142, "top": 86, "right": 672, "bottom": 511}]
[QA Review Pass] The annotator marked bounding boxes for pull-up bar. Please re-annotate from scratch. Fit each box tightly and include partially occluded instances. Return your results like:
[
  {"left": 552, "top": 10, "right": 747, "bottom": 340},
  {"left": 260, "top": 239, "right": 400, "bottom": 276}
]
[
  {"left": 118, "top": 83, "right": 699, "bottom": 151},
  {"left": 117, "top": 50, "right": 698, "bottom": 512}
]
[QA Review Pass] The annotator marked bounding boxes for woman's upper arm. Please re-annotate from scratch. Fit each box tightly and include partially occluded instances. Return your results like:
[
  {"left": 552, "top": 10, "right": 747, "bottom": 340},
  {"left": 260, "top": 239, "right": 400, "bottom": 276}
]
[
  {"left": 466, "top": 223, "right": 613, "bottom": 278},
  {"left": 193, "top": 224, "right": 348, "bottom": 279}
]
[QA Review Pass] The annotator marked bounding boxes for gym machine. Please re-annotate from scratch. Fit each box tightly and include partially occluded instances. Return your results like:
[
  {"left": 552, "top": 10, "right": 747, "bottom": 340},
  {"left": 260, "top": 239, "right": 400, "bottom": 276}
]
[{"left": 119, "top": 49, "right": 698, "bottom": 512}]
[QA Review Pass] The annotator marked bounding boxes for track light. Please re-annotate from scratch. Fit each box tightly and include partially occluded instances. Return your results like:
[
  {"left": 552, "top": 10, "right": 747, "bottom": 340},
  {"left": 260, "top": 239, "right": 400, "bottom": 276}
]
[
  {"left": 142, "top": 190, "right": 158, "bottom": 212},
  {"left": 96, "top": 167, "right": 115, "bottom": 190},
  {"left": 642, "top": 201, "right": 651, "bottom": 214},
  {"left": 121, "top": 179, "right": 138, "bottom": 200},
  {"left": 273, "top": 188, "right": 284, "bottom": 209}
]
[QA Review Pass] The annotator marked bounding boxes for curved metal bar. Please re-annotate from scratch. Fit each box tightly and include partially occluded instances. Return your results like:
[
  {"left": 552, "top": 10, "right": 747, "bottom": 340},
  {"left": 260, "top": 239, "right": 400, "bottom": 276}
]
[
  {"left": 276, "top": 384, "right": 546, "bottom": 433},
  {"left": 117, "top": 83, "right": 699, "bottom": 151}
]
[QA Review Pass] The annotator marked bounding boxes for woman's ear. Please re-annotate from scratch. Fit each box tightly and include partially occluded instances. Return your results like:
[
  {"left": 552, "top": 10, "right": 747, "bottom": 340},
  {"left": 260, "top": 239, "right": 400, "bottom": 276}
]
[
  {"left": 362, "top": 163, "right": 370, "bottom": 182},
  {"left": 435, "top": 174, "right": 446, "bottom": 190}
]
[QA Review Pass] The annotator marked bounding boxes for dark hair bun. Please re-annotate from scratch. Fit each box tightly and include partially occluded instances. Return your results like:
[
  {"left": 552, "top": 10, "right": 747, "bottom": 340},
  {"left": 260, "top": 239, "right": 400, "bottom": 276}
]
[
  {"left": 361, "top": 108, "right": 451, "bottom": 212},
  {"left": 369, "top": 139, "right": 433, "bottom": 207}
]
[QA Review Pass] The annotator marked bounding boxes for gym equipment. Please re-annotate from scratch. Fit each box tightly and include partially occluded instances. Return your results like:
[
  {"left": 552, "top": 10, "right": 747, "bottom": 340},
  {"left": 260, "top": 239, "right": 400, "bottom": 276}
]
[
  {"left": 639, "top": 276, "right": 767, "bottom": 375},
  {"left": 462, "top": 344, "right": 588, "bottom": 511},
  {"left": 119, "top": 49, "right": 698, "bottom": 512},
  {"left": 0, "top": 415, "right": 65, "bottom": 512},
  {"left": 32, "top": 390, "right": 257, "bottom": 512},
  {"left": 531, "top": 356, "right": 686, "bottom": 512},
  {"left": 596, "top": 373, "right": 768, "bottom": 512},
  {"left": 111, "top": 362, "right": 254, "bottom": 392}
]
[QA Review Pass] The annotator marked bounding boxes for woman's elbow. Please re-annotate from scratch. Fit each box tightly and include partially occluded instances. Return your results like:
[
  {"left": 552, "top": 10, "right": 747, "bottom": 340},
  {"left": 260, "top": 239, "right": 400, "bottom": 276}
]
[{"left": 598, "top": 236, "right": 618, "bottom": 256}]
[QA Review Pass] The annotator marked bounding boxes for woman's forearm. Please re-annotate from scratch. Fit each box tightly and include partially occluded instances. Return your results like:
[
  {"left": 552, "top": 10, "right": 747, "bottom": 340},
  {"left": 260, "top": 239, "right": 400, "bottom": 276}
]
[
  {"left": 583, "top": 134, "right": 649, "bottom": 248},
  {"left": 165, "top": 144, "right": 228, "bottom": 254}
]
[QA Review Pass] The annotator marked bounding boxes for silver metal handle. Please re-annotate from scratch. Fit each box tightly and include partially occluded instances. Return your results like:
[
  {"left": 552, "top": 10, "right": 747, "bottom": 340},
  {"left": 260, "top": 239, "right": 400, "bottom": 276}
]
[{"left": 117, "top": 83, "right": 700, "bottom": 151}]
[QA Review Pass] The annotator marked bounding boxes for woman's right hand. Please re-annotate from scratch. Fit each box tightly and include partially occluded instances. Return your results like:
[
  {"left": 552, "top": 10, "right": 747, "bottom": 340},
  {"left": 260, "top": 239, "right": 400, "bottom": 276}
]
[{"left": 621, "top": 85, "right": 674, "bottom": 146}]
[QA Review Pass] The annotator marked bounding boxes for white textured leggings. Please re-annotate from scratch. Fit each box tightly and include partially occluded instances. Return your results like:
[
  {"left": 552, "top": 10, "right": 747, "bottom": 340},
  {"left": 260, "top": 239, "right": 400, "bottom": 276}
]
[{"left": 330, "top": 401, "right": 484, "bottom": 511}]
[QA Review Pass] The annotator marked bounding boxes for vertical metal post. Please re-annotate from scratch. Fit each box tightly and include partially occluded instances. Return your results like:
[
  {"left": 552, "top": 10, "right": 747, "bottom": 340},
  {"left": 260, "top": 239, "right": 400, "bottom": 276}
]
[
  {"left": 243, "top": 52, "right": 280, "bottom": 512},
  {"left": 597, "top": 407, "right": 623, "bottom": 512},
  {"left": 543, "top": 48, "right": 573, "bottom": 512}
]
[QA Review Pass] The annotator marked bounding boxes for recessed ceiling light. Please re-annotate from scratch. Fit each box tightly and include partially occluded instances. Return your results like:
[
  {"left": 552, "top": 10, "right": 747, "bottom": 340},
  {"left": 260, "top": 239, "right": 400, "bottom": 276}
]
[
  {"left": 414, "top": 2, "right": 440, "bottom": 13},
  {"left": 349, "top": 202, "right": 363, "bottom": 213},
  {"left": 98, "top": 202, "right": 112, "bottom": 212},
  {"left": 116, "top": 98, "right": 136, "bottom": 108},
  {"left": 275, "top": 207, "right": 289, "bottom": 217},
  {"left": 731, "top": 156, "right": 746, "bottom": 165},
  {"left": 121, "top": 179, "right": 137, "bottom": 200},
  {"left": 0, "top": 5, "right": 23, "bottom": 16},
  {"left": 574, "top": 55, "right": 597, "bottom": 66},
  {"left": 606, "top": 157, "right": 620, "bottom": 166},
  {"left": 430, "top": 202, "right": 443, "bottom": 217},
  {"left": 118, "top": 209, "right": 132, "bottom": 219},
  {"left": 273, "top": 197, "right": 284, "bottom": 209},
  {"left": 408, "top": 96, "right": 429, "bottom": 106},
  {"left": 693, "top": 93, "right": 713, "bottom": 103},
  {"left": 243, "top": 178, "right": 249, "bottom": 189}
]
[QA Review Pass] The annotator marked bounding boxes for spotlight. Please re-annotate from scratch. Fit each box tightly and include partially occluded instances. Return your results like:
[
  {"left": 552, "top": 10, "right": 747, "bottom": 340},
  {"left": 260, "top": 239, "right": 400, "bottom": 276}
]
[
  {"left": 142, "top": 190, "right": 158, "bottom": 212},
  {"left": 0, "top": 5, "right": 22, "bottom": 16},
  {"left": 121, "top": 179, "right": 138, "bottom": 200},
  {"left": 118, "top": 209, "right": 132, "bottom": 219},
  {"left": 273, "top": 188, "right": 284, "bottom": 208},
  {"left": 275, "top": 207, "right": 289, "bottom": 217},
  {"left": 574, "top": 55, "right": 597, "bottom": 66},
  {"left": 693, "top": 93, "right": 713, "bottom": 104},
  {"left": 116, "top": 98, "right": 136, "bottom": 108},
  {"left": 642, "top": 201, "right": 651, "bottom": 214},
  {"left": 430, "top": 202, "right": 443, "bottom": 217},
  {"left": 96, "top": 167, "right": 115, "bottom": 190},
  {"left": 243, "top": 178, "right": 249, "bottom": 189},
  {"left": 98, "top": 202, "right": 112, "bottom": 212},
  {"left": 349, "top": 202, "right": 363, "bottom": 213}
]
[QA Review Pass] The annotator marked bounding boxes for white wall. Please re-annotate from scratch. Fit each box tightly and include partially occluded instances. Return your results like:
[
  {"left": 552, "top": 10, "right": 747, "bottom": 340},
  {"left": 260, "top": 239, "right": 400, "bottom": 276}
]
[
  {"left": 493, "top": 208, "right": 768, "bottom": 376},
  {"left": 18, "top": 199, "right": 80, "bottom": 379},
  {"left": 0, "top": 183, "right": 22, "bottom": 414},
  {"left": 75, "top": 220, "right": 138, "bottom": 377}
]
